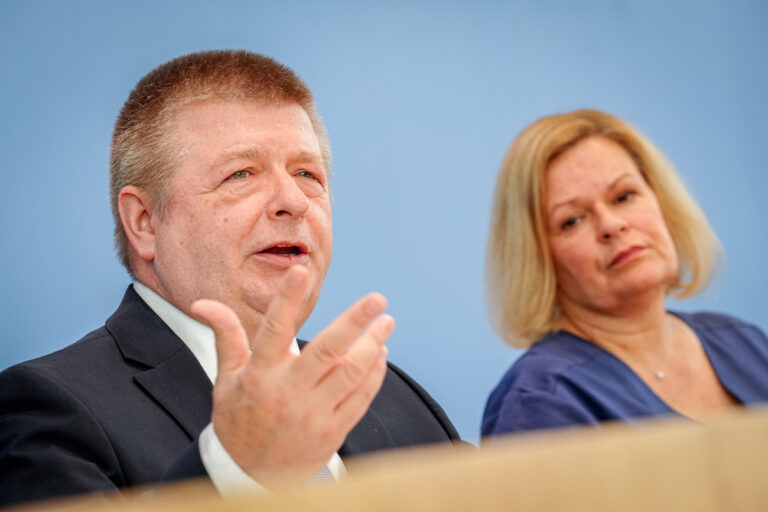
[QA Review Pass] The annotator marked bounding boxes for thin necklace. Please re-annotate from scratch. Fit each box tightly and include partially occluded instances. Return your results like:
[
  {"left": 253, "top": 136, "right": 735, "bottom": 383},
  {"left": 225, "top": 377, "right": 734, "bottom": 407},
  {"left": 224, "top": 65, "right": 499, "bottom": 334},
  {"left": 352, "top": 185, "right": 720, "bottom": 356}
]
[
  {"left": 565, "top": 319, "right": 671, "bottom": 381},
  {"left": 652, "top": 320, "right": 692, "bottom": 381},
  {"left": 648, "top": 341, "right": 669, "bottom": 381},
  {"left": 652, "top": 317, "right": 696, "bottom": 381}
]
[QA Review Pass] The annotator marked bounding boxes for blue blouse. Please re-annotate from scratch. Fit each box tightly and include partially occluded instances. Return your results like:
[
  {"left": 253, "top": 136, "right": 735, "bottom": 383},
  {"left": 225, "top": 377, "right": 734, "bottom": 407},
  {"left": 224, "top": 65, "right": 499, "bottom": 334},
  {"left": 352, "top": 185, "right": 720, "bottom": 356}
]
[{"left": 482, "top": 311, "right": 768, "bottom": 436}]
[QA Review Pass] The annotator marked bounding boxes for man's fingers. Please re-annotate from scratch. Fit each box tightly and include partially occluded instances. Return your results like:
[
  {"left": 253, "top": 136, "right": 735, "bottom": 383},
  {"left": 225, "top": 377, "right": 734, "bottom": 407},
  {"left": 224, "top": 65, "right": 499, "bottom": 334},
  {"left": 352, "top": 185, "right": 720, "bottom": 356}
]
[
  {"left": 190, "top": 299, "right": 249, "bottom": 376},
  {"left": 314, "top": 314, "right": 394, "bottom": 402},
  {"left": 333, "top": 346, "right": 389, "bottom": 432},
  {"left": 250, "top": 266, "right": 310, "bottom": 367},
  {"left": 296, "top": 293, "right": 388, "bottom": 382}
]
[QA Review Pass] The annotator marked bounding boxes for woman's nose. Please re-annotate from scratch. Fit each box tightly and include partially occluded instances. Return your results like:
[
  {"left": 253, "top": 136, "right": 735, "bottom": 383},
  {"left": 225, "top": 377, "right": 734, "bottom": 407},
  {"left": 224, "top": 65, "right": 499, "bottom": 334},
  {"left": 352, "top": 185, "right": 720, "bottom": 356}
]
[{"left": 596, "top": 205, "right": 627, "bottom": 241}]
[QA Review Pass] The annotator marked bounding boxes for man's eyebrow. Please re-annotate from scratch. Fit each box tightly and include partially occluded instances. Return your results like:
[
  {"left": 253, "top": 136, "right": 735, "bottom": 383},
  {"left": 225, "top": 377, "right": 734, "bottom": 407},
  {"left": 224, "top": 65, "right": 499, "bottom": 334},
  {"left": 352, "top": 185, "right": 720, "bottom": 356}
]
[
  {"left": 291, "top": 151, "right": 324, "bottom": 164},
  {"left": 211, "top": 147, "right": 261, "bottom": 168}
]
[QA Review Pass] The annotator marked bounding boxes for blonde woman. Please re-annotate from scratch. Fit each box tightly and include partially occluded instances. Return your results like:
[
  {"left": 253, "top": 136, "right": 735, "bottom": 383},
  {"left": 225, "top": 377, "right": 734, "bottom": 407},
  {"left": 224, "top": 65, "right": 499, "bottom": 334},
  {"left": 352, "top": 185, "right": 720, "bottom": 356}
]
[{"left": 482, "top": 109, "right": 768, "bottom": 435}]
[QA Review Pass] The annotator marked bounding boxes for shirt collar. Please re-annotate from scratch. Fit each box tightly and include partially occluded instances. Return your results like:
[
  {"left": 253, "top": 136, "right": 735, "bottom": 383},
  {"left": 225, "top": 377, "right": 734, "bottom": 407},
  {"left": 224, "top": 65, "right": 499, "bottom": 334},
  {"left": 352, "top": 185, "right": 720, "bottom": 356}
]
[{"left": 132, "top": 281, "right": 300, "bottom": 384}]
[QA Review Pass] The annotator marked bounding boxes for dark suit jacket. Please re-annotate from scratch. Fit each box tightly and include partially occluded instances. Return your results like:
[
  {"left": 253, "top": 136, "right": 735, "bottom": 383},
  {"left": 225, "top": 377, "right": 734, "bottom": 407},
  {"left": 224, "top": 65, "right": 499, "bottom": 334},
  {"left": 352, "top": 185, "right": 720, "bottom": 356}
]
[{"left": 0, "top": 287, "right": 459, "bottom": 507}]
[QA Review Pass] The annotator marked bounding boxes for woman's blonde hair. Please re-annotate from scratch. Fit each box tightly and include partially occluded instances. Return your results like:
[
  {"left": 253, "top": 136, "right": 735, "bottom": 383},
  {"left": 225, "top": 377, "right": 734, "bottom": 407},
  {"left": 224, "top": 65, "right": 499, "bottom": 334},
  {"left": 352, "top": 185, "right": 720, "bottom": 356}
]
[{"left": 485, "top": 109, "right": 720, "bottom": 347}]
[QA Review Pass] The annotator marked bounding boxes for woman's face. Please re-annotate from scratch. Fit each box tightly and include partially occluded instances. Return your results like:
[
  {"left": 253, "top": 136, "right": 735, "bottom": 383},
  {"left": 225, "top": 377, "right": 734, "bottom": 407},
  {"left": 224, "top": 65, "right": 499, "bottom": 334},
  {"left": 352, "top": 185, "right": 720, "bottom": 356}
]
[{"left": 544, "top": 136, "right": 678, "bottom": 315}]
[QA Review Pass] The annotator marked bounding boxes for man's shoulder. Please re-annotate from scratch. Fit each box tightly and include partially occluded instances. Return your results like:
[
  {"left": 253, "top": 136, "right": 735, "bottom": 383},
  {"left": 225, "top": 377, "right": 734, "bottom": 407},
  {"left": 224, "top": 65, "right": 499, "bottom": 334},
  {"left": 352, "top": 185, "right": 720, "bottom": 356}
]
[
  {"left": 3, "top": 325, "right": 115, "bottom": 378},
  {"left": 0, "top": 286, "right": 155, "bottom": 399},
  {"left": 0, "top": 324, "right": 133, "bottom": 409}
]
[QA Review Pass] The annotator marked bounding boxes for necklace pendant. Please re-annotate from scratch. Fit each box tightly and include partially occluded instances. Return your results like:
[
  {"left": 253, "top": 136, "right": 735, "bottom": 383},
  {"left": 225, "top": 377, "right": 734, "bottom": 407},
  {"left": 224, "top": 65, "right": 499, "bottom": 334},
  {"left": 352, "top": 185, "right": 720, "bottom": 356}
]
[{"left": 655, "top": 370, "right": 666, "bottom": 380}]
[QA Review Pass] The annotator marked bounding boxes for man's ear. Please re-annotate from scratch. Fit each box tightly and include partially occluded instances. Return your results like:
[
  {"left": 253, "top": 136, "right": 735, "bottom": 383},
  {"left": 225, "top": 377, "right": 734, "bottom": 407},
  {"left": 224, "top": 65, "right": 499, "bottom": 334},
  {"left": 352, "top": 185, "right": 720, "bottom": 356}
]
[{"left": 118, "top": 186, "right": 157, "bottom": 262}]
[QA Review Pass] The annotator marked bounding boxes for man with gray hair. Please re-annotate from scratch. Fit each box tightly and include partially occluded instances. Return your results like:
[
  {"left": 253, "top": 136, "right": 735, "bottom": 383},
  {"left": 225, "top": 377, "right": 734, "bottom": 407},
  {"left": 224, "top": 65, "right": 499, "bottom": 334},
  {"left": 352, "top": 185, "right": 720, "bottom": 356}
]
[{"left": 0, "top": 50, "right": 459, "bottom": 507}]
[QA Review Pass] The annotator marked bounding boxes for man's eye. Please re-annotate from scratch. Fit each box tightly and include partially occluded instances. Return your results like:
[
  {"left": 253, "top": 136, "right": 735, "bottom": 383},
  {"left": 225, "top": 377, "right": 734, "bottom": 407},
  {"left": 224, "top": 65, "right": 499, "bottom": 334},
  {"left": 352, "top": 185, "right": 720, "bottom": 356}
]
[
  {"left": 230, "top": 170, "right": 250, "bottom": 180},
  {"left": 296, "top": 169, "right": 317, "bottom": 180}
]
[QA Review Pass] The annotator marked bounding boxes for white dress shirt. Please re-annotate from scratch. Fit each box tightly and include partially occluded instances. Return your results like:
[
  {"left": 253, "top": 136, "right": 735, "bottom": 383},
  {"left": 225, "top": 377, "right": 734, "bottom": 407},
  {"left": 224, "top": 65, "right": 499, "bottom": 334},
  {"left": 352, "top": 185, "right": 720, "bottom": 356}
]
[{"left": 132, "top": 281, "right": 345, "bottom": 494}]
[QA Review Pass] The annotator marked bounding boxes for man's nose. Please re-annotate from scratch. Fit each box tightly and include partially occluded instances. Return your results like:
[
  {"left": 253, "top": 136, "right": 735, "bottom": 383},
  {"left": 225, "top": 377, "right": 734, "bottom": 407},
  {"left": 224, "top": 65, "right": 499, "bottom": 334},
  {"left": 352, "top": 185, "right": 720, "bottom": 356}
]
[
  {"left": 266, "top": 171, "right": 310, "bottom": 219},
  {"left": 596, "top": 204, "right": 628, "bottom": 241}
]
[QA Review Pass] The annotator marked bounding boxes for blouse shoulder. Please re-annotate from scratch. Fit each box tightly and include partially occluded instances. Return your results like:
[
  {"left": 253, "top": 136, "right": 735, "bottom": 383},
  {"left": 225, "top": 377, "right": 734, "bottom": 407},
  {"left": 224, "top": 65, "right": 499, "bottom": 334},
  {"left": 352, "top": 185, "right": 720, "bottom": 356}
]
[
  {"left": 509, "top": 331, "right": 606, "bottom": 389},
  {"left": 673, "top": 310, "right": 768, "bottom": 405},
  {"left": 674, "top": 311, "right": 767, "bottom": 343},
  {"left": 482, "top": 331, "right": 607, "bottom": 434}
]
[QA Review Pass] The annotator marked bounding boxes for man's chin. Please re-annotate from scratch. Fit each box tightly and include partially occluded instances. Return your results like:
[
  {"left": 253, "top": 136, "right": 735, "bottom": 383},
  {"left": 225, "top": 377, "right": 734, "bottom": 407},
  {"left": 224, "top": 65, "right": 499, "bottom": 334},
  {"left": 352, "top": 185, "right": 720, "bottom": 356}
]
[{"left": 240, "top": 281, "right": 320, "bottom": 332}]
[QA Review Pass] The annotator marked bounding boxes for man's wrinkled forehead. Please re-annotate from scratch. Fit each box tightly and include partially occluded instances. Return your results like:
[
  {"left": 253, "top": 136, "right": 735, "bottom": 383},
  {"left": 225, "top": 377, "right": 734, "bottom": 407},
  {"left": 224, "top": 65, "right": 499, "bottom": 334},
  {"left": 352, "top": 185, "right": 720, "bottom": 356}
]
[{"left": 164, "top": 96, "right": 316, "bottom": 156}]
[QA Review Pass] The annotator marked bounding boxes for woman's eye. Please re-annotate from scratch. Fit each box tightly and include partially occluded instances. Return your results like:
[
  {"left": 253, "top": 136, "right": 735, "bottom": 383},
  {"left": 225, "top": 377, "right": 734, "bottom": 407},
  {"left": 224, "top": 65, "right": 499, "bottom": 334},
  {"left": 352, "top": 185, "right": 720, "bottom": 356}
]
[
  {"left": 615, "top": 190, "right": 636, "bottom": 203},
  {"left": 561, "top": 216, "right": 580, "bottom": 231},
  {"left": 230, "top": 170, "right": 251, "bottom": 180}
]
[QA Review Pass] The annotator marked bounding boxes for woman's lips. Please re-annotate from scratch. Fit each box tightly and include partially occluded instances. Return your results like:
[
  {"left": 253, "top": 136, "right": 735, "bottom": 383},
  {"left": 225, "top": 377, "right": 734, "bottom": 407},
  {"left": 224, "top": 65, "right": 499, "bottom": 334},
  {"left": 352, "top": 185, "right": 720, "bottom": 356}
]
[{"left": 609, "top": 245, "right": 645, "bottom": 268}]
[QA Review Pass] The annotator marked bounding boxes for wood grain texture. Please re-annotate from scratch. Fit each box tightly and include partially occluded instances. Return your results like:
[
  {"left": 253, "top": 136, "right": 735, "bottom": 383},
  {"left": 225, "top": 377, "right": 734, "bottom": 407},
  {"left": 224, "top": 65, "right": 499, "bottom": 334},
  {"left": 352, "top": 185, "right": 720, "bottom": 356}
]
[{"left": 13, "top": 406, "right": 768, "bottom": 512}]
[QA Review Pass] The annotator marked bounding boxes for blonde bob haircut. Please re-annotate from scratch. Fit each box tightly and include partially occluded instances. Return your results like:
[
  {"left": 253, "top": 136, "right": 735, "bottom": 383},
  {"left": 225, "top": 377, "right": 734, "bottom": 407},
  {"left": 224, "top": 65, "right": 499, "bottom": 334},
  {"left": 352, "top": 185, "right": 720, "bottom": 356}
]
[
  {"left": 110, "top": 50, "right": 331, "bottom": 275},
  {"left": 485, "top": 109, "right": 720, "bottom": 347}
]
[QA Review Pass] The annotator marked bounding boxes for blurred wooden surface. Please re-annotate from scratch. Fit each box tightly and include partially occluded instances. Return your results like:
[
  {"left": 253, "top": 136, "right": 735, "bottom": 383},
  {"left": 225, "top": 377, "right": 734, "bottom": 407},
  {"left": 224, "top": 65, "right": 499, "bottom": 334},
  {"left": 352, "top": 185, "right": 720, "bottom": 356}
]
[{"left": 12, "top": 406, "right": 768, "bottom": 511}]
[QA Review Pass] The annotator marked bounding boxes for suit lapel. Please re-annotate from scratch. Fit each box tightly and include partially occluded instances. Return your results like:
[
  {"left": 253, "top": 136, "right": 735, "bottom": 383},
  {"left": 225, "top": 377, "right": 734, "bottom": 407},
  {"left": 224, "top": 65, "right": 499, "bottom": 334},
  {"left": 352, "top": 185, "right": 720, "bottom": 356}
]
[
  {"left": 133, "top": 349, "right": 212, "bottom": 440},
  {"left": 107, "top": 287, "right": 213, "bottom": 440}
]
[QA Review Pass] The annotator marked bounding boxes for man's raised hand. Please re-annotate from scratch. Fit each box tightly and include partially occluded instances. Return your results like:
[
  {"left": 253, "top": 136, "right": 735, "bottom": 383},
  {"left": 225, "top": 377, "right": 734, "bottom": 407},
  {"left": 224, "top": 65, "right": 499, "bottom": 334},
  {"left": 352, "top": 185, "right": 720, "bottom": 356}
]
[{"left": 190, "top": 265, "right": 393, "bottom": 488}]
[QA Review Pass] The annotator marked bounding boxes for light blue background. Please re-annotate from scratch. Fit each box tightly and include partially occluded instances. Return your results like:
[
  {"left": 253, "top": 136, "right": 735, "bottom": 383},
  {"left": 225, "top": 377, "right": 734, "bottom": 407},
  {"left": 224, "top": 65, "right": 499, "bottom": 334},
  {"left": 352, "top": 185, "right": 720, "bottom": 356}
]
[{"left": 1, "top": 1, "right": 766, "bottom": 442}]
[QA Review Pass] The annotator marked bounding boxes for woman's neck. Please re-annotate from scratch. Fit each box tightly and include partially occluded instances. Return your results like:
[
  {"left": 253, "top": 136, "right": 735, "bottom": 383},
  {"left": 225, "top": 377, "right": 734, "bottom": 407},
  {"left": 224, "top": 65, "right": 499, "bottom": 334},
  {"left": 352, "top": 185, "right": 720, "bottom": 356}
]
[{"left": 557, "top": 290, "right": 677, "bottom": 364}]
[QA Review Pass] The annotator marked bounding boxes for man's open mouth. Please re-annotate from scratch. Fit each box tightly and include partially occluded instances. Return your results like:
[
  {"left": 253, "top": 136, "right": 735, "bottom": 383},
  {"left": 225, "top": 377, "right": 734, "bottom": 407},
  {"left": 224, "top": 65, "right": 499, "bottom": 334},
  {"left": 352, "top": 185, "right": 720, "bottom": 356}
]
[{"left": 258, "top": 244, "right": 308, "bottom": 256}]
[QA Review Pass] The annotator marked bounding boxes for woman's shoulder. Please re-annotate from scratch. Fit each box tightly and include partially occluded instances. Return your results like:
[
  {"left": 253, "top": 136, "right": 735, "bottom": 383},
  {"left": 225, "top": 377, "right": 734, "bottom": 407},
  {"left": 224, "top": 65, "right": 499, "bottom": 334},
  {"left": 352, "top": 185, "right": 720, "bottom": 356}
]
[
  {"left": 674, "top": 310, "right": 756, "bottom": 328},
  {"left": 482, "top": 332, "right": 611, "bottom": 435},
  {"left": 673, "top": 310, "right": 767, "bottom": 342},
  {"left": 489, "top": 331, "right": 605, "bottom": 396},
  {"left": 674, "top": 311, "right": 768, "bottom": 404}
]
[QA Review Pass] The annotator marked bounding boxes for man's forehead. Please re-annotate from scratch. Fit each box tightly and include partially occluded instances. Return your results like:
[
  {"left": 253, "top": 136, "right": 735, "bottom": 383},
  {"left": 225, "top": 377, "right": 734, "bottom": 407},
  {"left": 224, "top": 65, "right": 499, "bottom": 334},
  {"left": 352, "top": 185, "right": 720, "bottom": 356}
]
[
  {"left": 171, "top": 97, "right": 295, "bottom": 132},
  {"left": 211, "top": 147, "right": 324, "bottom": 169},
  {"left": 166, "top": 99, "right": 322, "bottom": 164},
  {"left": 170, "top": 96, "right": 301, "bottom": 125}
]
